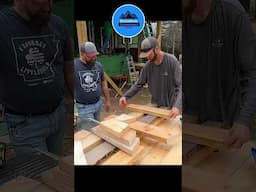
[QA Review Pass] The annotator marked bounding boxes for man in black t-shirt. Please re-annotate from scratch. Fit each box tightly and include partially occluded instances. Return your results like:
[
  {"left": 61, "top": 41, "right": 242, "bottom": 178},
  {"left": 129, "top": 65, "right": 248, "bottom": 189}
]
[
  {"left": 0, "top": 0, "right": 74, "bottom": 157},
  {"left": 183, "top": 0, "right": 256, "bottom": 149},
  {"left": 74, "top": 41, "right": 110, "bottom": 128}
]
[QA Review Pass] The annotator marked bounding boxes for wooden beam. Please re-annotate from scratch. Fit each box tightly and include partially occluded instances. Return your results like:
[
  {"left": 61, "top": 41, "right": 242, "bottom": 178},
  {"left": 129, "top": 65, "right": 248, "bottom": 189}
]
[
  {"left": 182, "top": 165, "right": 227, "bottom": 192},
  {"left": 58, "top": 155, "right": 74, "bottom": 177},
  {"left": 127, "top": 104, "right": 170, "bottom": 118},
  {"left": 99, "top": 118, "right": 129, "bottom": 137},
  {"left": 41, "top": 167, "right": 73, "bottom": 192},
  {"left": 85, "top": 142, "right": 115, "bottom": 165},
  {"left": 183, "top": 135, "right": 226, "bottom": 149},
  {"left": 95, "top": 125, "right": 136, "bottom": 146},
  {"left": 76, "top": 21, "right": 87, "bottom": 53},
  {"left": 0, "top": 176, "right": 41, "bottom": 192},
  {"left": 156, "top": 21, "right": 162, "bottom": 48},
  {"left": 74, "top": 140, "right": 87, "bottom": 165},
  {"left": 115, "top": 114, "right": 139, "bottom": 123},
  {"left": 101, "top": 145, "right": 145, "bottom": 165},
  {"left": 104, "top": 72, "right": 123, "bottom": 96},
  {"left": 74, "top": 129, "right": 90, "bottom": 141},
  {"left": 81, "top": 133, "right": 103, "bottom": 153},
  {"left": 183, "top": 122, "right": 228, "bottom": 143},
  {"left": 129, "top": 121, "right": 175, "bottom": 144},
  {"left": 92, "top": 127, "right": 140, "bottom": 155}
]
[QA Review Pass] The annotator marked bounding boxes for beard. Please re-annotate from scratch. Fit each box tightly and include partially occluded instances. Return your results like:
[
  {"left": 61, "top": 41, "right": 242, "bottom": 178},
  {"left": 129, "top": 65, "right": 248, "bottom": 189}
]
[
  {"left": 149, "top": 51, "right": 157, "bottom": 63},
  {"left": 29, "top": 12, "right": 51, "bottom": 27},
  {"left": 182, "top": 0, "right": 197, "bottom": 16}
]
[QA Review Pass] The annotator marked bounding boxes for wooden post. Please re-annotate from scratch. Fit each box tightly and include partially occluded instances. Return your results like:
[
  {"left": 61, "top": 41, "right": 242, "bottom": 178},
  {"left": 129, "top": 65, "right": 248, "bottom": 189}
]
[
  {"left": 156, "top": 21, "right": 162, "bottom": 48},
  {"left": 104, "top": 72, "right": 123, "bottom": 97},
  {"left": 76, "top": 21, "right": 88, "bottom": 54}
]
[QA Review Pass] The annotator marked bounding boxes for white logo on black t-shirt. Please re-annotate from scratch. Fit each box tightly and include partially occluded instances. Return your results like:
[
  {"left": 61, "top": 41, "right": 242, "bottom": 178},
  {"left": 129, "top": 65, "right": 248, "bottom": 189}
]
[
  {"left": 12, "top": 35, "right": 59, "bottom": 85},
  {"left": 79, "top": 70, "right": 100, "bottom": 92}
]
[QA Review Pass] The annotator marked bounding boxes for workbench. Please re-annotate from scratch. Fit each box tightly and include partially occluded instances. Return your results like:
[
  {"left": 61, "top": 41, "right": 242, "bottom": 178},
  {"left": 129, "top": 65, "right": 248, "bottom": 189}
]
[{"left": 75, "top": 114, "right": 182, "bottom": 165}]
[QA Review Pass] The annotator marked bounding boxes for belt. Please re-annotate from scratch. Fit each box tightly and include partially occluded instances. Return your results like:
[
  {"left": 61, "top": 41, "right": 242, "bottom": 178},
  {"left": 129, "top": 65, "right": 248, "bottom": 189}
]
[
  {"left": 76, "top": 100, "right": 99, "bottom": 105},
  {"left": 5, "top": 103, "right": 60, "bottom": 116}
]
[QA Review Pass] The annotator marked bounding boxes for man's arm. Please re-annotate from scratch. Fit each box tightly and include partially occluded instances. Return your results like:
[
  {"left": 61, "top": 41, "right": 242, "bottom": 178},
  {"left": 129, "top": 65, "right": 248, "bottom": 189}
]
[
  {"left": 173, "top": 59, "right": 182, "bottom": 110},
  {"left": 169, "top": 57, "right": 182, "bottom": 118},
  {"left": 225, "top": 13, "right": 256, "bottom": 148},
  {"left": 64, "top": 59, "right": 74, "bottom": 100},
  {"left": 101, "top": 80, "right": 110, "bottom": 112}
]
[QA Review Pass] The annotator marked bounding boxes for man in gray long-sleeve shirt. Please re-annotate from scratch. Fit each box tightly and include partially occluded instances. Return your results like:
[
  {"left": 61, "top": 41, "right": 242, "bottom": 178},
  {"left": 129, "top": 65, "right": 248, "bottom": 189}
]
[
  {"left": 119, "top": 37, "right": 182, "bottom": 118},
  {"left": 183, "top": 0, "right": 256, "bottom": 149}
]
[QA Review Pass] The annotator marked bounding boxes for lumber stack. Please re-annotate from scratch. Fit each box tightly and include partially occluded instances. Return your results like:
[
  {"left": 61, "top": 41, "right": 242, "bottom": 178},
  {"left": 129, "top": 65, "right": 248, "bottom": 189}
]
[
  {"left": 92, "top": 118, "right": 140, "bottom": 155},
  {"left": 74, "top": 129, "right": 115, "bottom": 165}
]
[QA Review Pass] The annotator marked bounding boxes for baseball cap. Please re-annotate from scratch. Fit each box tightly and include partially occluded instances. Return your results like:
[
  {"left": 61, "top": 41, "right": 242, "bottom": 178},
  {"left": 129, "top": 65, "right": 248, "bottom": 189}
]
[
  {"left": 80, "top": 41, "right": 99, "bottom": 57},
  {"left": 139, "top": 37, "right": 159, "bottom": 58}
]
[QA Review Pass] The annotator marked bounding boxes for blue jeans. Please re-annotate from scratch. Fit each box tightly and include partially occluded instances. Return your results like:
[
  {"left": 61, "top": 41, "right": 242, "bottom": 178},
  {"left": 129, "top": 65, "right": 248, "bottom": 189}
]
[
  {"left": 4, "top": 100, "right": 66, "bottom": 157},
  {"left": 75, "top": 99, "right": 102, "bottom": 130}
]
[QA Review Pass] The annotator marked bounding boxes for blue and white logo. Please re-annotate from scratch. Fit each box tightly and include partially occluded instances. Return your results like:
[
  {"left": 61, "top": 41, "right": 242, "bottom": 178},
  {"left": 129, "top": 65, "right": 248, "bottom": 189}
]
[{"left": 112, "top": 4, "right": 145, "bottom": 38}]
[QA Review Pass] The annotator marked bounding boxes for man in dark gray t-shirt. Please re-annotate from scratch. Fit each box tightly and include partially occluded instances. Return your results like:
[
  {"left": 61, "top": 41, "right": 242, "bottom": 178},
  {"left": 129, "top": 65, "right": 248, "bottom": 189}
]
[
  {"left": 0, "top": 0, "right": 73, "bottom": 157},
  {"left": 119, "top": 37, "right": 182, "bottom": 118}
]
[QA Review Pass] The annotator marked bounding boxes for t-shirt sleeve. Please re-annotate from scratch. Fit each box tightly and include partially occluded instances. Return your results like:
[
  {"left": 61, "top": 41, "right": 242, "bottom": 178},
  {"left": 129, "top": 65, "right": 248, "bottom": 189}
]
[{"left": 99, "top": 63, "right": 105, "bottom": 81}]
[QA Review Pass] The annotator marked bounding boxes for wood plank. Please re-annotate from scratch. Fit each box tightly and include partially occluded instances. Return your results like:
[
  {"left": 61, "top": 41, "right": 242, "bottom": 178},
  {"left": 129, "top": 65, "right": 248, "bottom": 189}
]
[
  {"left": 58, "top": 155, "right": 74, "bottom": 177},
  {"left": 76, "top": 21, "right": 87, "bottom": 52},
  {"left": 127, "top": 104, "right": 170, "bottom": 118},
  {"left": 92, "top": 127, "right": 140, "bottom": 155},
  {"left": 183, "top": 146, "right": 216, "bottom": 166},
  {"left": 115, "top": 113, "right": 140, "bottom": 123},
  {"left": 95, "top": 125, "right": 136, "bottom": 146},
  {"left": 160, "top": 135, "right": 182, "bottom": 165},
  {"left": 101, "top": 145, "right": 145, "bottom": 165},
  {"left": 224, "top": 158, "right": 256, "bottom": 192},
  {"left": 129, "top": 121, "right": 172, "bottom": 144},
  {"left": 151, "top": 117, "right": 166, "bottom": 126},
  {"left": 104, "top": 72, "right": 123, "bottom": 96},
  {"left": 74, "top": 129, "right": 90, "bottom": 141},
  {"left": 41, "top": 167, "right": 73, "bottom": 192},
  {"left": 183, "top": 135, "right": 226, "bottom": 149},
  {"left": 127, "top": 112, "right": 144, "bottom": 120},
  {"left": 85, "top": 142, "right": 115, "bottom": 165},
  {"left": 182, "top": 165, "right": 227, "bottom": 192},
  {"left": 138, "top": 139, "right": 170, "bottom": 165},
  {"left": 196, "top": 142, "right": 253, "bottom": 177},
  {"left": 81, "top": 133, "right": 102, "bottom": 153},
  {"left": 32, "top": 184, "right": 55, "bottom": 192},
  {"left": 74, "top": 140, "right": 87, "bottom": 165},
  {"left": 99, "top": 118, "right": 129, "bottom": 137},
  {"left": 0, "top": 176, "right": 41, "bottom": 192},
  {"left": 183, "top": 122, "right": 228, "bottom": 142}
]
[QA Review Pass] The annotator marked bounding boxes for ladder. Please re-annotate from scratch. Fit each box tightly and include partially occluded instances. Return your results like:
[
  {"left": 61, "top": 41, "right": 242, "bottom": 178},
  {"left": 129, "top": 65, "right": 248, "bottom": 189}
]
[
  {"left": 143, "top": 22, "right": 154, "bottom": 38},
  {"left": 126, "top": 55, "right": 139, "bottom": 85}
]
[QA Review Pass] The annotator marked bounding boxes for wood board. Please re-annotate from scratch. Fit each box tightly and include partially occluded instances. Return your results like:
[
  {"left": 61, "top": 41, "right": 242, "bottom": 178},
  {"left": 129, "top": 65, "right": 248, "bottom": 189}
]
[{"left": 127, "top": 104, "right": 170, "bottom": 118}]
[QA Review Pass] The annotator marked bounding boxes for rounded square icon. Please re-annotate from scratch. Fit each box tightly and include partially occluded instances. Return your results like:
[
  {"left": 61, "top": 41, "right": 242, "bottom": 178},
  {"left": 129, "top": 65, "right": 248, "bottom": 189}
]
[{"left": 112, "top": 4, "right": 145, "bottom": 38}]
